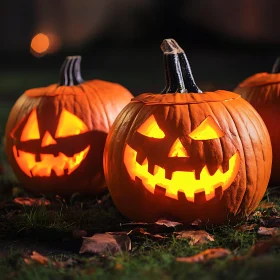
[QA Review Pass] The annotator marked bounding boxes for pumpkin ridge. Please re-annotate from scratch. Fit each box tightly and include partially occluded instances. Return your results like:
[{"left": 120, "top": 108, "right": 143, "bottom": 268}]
[
  {"left": 238, "top": 99, "right": 272, "bottom": 210},
  {"left": 224, "top": 100, "right": 261, "bottom": 215},
  {"left": 86, "top": 82, "right": 111, "bottom": 130},
  {"left": 206, "top": 101, "right": 243, "bottom": 214},
  {"left": 231, "top": 100, "right": 265, "bottom": 213},
  {"left": 238, "top": 72, "right": 280, "bottom": 88},
  {"left": 220, "top": 101, "right": 247, "bottom": 214}
]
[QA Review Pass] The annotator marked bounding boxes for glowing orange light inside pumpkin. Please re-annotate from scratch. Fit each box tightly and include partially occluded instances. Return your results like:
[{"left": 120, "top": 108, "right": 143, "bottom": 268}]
[
  {"left": 31, "top": 33, "right": 50, "bottom": 54},
  {"left": 137, "top": 115, "right": 165, "bottom": 138},
  {"left": 55, "top": 109, "right": 89, "bottom": 138},
  {"left": 13, "top": 145, "right": 90, "bottom": 177},
  {"left": 41, "top": 131, "right": 57, "bottom": 147},
  {"left": 12, "top": 109, "right": 90, "bottom": 177},
  {"left": 189, "top": 116, "right": 224, "bottom": 140},
  {"left": 21, "top": 109, "right": 40, "bottom": 141},
  {"left": 124, "top": 145, "right": 240, "bottom": 202},
  {"left": 123, "top": 116, "right": 240, "bottom": 202},
  {"left": 168, "top": 138, "right": 189, "bottom": 157}
]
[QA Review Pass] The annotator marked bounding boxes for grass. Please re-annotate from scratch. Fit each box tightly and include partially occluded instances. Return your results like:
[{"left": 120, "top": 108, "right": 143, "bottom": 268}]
[
  {"left": 0, "top": 182, "right": 279, "bottom": 279},
  {"left": 0, "top": 227, "right": 279, "bottom": 280}
]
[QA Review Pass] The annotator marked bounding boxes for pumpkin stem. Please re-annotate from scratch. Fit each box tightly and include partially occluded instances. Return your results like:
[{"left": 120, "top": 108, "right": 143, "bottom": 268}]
[
  {"left": 271, "top": 57, "right": 280, "bottom": 73},
  {"left": 59, "top": 56, "right": 84, "bottom": 86},
  {"left": 161, "top": 39, "right": 202, "bottom": 93}
]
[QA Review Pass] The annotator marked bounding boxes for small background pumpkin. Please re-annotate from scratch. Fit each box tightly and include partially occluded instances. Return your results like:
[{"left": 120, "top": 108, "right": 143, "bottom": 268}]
[
  {"left": 104, "top": 39, "right": 272, "bottom": 225},
  {"left": 234, "top": 57, "right": 280, "bottom": 187},
  {"left": 5, "top": 56, "right": 133, "bottom": 196}
]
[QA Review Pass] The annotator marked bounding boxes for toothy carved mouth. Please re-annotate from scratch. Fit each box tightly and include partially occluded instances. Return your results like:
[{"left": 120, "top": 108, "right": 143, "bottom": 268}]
[
  {"left": 12, "top": 145, "right": 90, "bottom": 177},
  {"left": 124, "top": 144, "right": 240, "bottom": 202}
]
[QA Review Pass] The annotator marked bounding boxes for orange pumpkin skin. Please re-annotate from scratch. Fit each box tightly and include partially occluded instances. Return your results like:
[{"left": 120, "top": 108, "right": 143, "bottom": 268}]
[
  {"left": 5, "top": 56, "right": 133, "bottom": 196},
  {"left": 103, "top": 40, "right": 272, "bottom": 225},
  {"left": 234, "top": 62, "right": 280, "bottom": 186}
]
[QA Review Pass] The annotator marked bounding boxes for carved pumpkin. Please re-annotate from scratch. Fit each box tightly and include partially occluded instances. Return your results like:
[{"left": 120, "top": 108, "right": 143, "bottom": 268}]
[
  {"left": 5, "top": 56, "right": 133, "bottom": 196},
  {"left": 104, "top": 39, "right": 272, "bottom": 225},
  {"left": 234, "top": 57, "right": 280, "bottom": 186}
]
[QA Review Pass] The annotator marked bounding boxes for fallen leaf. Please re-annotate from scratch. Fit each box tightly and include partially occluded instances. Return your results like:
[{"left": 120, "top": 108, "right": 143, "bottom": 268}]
[
  {"left": 79, "top": 233, "right": 131, "bottom": 255},
  {"left": 257, "top": 226, "right": 279, "bottom": 236},
  {"left": 13, "top": 197, "right": 50, "bottom": 207},
  {"left": 121, "top": 220, "right": 183, "bottom": 233},
  {"left": 24, "top": 251, "right": 77, "bottom": 268},
  {"left": 175, "top": 230, "right": 214, "bottom": 245},
  {"left": 155, "top": 219, "right": 183, "bottom": 228},
  {"left": 248, "top": 237, "right": 280, "bottom": 256},
  {"left": 128, "top": 228, "right": 166, "bottom": 240},
  {"left": 235, "top": 224, "right": 258, "bottom": 232},
  {"left": 260, "top": 216, "right": 280, "bottom": 227},
  {"left": 24, "top": 251, "right": 49, "bottom": 266},
  {"left": 176, "top": 248, "right": 231, "bottom": 263}
]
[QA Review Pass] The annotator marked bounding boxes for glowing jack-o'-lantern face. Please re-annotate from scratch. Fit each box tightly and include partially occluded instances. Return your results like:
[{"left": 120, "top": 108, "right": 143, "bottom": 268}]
[
  {"left": 11, "top": 108, "right": 90, "bottom": 178},
  {"left": 124, "top": 115, "right": 240, "bottom": 202},
  {"left": 104, "top": 39, "right": 272, "bottom": 225}
]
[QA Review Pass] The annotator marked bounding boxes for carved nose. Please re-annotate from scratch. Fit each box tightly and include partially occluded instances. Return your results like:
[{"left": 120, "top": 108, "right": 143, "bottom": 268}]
[
  {"left": 168, "top": 138, "right": 189, "bottom": 157},
  {"left": 41, "top": 131, "right": 57, "bottom": 147}
]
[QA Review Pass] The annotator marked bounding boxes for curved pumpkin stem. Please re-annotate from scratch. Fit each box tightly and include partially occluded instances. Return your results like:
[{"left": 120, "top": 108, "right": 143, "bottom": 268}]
[
  {"left": 59, "top": 56, "right": 84, "bottom": 86},
  {"left": 271, "top": 57, "right": 280, "bottom": 73},
  {"left": 161, "top": 39, "right": 202, "bottom": 93}
]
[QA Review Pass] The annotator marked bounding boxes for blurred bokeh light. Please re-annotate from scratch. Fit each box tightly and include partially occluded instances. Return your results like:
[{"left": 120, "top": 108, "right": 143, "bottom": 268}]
[{"left": 30, "top": 33, "right": 49, "bottom": 56}]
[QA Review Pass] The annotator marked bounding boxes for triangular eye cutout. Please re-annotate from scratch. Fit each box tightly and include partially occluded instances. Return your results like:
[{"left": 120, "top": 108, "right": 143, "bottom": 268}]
[
  {"left": 189, "top": 116, "right": 224, "bottom": 140},
  {"left": 168, "top": 138, "right": 189, "bottom": 157},
  {"left": 41, "top": 131, "right": 57, "bottom": 147},
  {"left": 20, "top": 109, "right": 40, "bottom": 141},
  {"left": 55, "top": 109, "right": 88, "bottom": 138},
  {"left": 137, "top": 115, "right": 165, "bottom": 139}
]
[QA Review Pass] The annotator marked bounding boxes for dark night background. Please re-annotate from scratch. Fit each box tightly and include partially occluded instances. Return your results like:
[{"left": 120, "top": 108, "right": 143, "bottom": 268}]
[{"left": 1, "top": 0, "right": 280, "bottom": 141}]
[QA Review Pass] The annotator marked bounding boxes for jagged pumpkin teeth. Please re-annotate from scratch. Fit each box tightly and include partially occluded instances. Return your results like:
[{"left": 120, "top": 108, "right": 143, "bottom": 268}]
[
  {"left": 104, "top": 38, "right": 272, "bottom": 225},
  {"left": 5, "top": 55, "right": 133, "bottom": 196}
]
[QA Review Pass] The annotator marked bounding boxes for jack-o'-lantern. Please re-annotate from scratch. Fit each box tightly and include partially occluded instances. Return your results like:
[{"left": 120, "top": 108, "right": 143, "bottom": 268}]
[
  {"left": 5, "top": 56, "right": 133, "bottom": 196},
  {"left": 234, "top": 57, "right": 280, "bottom": 186},
  {"left": 104, "top": 39, "right": 272, "bottom": 225}
]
